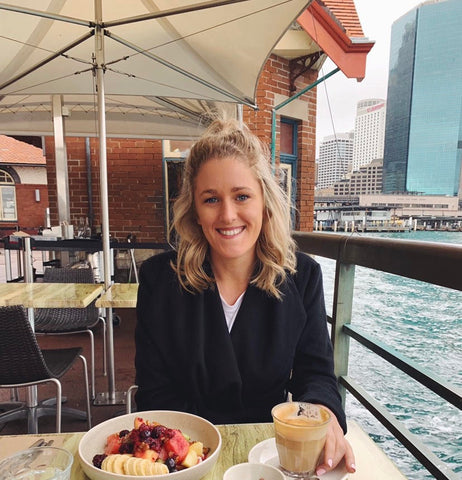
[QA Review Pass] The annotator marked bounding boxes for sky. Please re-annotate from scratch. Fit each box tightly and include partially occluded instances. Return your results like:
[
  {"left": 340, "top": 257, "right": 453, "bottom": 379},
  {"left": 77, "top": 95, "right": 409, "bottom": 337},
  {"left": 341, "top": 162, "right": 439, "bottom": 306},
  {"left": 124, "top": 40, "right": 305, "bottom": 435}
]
[{"left": 315, "top": 0, "right": 422, "bottom": 154}]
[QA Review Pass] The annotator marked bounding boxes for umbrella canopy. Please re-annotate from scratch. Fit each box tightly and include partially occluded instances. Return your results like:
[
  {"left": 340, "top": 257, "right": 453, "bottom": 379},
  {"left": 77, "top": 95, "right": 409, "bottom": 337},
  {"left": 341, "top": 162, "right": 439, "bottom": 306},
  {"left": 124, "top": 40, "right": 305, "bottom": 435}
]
[
  {"left": 0, "top": 0, "right": 312, "bottom": 403},
  {"left": 0, "top": 0, "right": 311, "bottom": 137},
  {"left": 0, "top": 94, "right": 226, "bottom": 139}
]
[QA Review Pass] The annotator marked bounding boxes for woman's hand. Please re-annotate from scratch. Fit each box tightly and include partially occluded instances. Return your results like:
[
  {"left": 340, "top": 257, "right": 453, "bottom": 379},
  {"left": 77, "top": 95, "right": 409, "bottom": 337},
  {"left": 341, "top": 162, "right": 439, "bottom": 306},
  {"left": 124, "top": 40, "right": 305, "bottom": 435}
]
[{"left": 315, "top": 406, "right": 356, "bottom": 476}]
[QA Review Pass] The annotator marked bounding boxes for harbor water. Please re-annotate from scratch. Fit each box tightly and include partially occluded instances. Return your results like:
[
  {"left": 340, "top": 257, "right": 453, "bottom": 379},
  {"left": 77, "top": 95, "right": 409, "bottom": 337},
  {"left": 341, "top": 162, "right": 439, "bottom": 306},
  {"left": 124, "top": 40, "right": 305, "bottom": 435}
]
[{"left": 316, "top": 230, "right": 462, "bottom": 479}]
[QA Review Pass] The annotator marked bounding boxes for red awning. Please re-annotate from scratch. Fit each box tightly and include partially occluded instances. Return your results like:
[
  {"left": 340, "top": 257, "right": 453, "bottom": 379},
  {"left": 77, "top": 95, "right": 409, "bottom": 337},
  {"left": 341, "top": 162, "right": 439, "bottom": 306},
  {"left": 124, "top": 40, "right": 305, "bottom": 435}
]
[{"left": 298, "top": 0, "right": 374, "bottom": 81}]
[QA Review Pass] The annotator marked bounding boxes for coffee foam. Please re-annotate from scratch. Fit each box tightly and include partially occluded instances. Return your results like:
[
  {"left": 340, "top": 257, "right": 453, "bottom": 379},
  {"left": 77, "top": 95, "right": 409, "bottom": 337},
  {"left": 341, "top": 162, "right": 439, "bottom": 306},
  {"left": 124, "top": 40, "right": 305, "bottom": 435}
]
[{"left": 274, "top": 402, "right": 329, "bottom": 426}]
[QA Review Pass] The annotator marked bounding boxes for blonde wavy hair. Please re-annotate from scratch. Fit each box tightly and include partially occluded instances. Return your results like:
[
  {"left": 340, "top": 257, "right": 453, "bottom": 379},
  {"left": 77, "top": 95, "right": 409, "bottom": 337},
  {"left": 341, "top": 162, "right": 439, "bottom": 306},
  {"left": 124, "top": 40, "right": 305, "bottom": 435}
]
[{"left": 171, "top": 118, "right": 296, "bottom": 299}]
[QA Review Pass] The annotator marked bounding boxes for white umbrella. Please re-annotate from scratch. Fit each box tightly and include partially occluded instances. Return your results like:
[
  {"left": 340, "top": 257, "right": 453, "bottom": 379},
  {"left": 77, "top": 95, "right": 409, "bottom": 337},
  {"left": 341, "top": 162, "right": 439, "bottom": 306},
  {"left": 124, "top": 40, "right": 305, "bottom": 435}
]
[
  {"left": 0, "top": 0, "right": 312, "bottom": 403},
  {"left": 0, "top": 0, "right": 311, "bottom": 282}
]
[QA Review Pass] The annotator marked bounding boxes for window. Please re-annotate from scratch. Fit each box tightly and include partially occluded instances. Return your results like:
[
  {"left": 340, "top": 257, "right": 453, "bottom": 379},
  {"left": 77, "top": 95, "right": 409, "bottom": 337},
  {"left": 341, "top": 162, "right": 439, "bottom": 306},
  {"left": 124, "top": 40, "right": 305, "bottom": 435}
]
[
  {"left": 280, "top": 118, "right": 298, "bottom": 227},
  {"left": 0, "top": 170, "right": 17, "bottom": 221}
]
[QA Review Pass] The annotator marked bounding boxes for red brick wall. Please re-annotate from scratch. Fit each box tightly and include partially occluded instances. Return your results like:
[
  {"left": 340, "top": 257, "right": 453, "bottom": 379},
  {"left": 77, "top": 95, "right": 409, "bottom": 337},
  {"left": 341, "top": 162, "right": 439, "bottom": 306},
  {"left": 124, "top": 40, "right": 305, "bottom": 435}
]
[
  {"left": 0, "top": 184, "right": 49, "bottom": 236},
  {"left": 44, "top": 54, "right": 318, "bottom": 241},
  {"left": 45, "top": 137, "right": 165, "bottom": 242},
  {"left": 16, "top": 184, "right": 49, "bottom": 231},
  {"left": 244, "top": 54, "right": 317, "bottom": 231}
]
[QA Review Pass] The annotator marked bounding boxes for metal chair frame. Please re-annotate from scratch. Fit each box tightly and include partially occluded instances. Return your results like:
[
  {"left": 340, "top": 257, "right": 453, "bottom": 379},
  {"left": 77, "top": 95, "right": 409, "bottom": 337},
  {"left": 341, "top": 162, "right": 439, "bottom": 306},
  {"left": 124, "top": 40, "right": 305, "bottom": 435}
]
[
  {"left": 34, "top": 266, "right": 106, "bottom": 399},
  {"left": 0, "top": 305, "right": 92, "bottom": 433}
]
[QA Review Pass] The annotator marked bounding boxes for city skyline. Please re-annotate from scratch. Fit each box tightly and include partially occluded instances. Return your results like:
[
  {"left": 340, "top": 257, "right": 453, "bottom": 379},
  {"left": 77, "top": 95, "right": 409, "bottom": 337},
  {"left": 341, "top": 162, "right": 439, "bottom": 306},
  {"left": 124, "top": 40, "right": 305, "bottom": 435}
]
[{"left": 315, "top": 0, "right": 422, "bottom": 154}]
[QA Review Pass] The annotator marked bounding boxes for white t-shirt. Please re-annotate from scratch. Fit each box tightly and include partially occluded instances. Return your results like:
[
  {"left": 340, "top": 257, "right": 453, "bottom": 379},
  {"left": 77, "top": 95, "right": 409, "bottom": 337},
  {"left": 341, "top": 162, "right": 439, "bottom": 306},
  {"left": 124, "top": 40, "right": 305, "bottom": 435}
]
[{"left": 220, "top": 291, "right": 245, "bottom": 331}]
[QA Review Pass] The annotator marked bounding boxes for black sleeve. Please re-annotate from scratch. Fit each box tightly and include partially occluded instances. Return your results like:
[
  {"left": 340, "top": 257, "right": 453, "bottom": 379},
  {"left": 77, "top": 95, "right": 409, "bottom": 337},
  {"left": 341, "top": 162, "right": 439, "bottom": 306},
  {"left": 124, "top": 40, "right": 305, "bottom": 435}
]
[
  {"left": 288, "top": 254, "right": 347, "bottom": 433},
  {"left": 134, "top": 255, "right": 188, "bottom": 412}
]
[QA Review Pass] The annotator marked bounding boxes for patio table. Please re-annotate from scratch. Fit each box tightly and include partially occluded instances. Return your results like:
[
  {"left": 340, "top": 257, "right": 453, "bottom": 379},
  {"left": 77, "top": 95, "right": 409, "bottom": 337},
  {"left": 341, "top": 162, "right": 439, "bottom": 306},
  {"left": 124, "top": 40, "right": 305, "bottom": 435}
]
[
  {"left": 0, "top": 283, "right": 104, "bottom": 308},
  {"left": 95, "top": 283, "right": 138, "bottom": 308},
  {"left": 0, "top": 420, "right": 406, "bottom": 479}
]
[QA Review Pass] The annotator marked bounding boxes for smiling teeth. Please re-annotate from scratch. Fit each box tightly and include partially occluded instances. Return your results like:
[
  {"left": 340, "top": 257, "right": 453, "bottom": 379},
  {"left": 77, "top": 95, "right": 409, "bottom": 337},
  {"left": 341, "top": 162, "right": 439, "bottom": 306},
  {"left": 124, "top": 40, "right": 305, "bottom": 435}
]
[{"left": 219, "top": 227, "right": 243, "bottom": 236}]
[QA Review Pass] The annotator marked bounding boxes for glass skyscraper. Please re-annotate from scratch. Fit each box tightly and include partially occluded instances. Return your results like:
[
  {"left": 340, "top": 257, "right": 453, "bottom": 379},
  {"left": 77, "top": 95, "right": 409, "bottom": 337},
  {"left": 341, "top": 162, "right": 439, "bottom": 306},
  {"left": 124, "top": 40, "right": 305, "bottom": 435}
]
[{"left": 383, "top": 0, "right": 462, "bottom": 195}]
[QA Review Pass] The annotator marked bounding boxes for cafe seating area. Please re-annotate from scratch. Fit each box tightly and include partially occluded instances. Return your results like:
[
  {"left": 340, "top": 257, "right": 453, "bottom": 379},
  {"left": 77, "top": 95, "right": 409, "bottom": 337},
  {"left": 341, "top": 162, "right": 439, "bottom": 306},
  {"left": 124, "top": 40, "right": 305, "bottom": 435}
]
[
  {"left": 0, "top": 303, "right": 137, "bottom": 435},
  {"left": 0, "top": 253, "right": 410, "bottom": 478},
  {"left": 0, "top": 288, "right": 409, "bottom": 478},
  {"left": 0, "top": 305, "right": 92, "bottom": 433}
]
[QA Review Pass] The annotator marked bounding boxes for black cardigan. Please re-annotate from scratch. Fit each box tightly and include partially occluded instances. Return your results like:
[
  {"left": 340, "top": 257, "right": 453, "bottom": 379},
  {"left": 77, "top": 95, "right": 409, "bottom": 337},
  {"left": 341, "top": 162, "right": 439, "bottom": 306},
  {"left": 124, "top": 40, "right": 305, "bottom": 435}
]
[{"left": 135, "top": 250, "right": 346, "bottom": 432}]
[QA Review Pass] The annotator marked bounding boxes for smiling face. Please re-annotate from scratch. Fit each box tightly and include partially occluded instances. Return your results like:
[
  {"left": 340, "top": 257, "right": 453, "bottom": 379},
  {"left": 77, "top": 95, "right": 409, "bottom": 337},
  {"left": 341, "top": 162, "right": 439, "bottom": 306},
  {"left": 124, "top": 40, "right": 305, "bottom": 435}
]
[{"left": 194, "top": 156, "right": 264, "bottom": 268}]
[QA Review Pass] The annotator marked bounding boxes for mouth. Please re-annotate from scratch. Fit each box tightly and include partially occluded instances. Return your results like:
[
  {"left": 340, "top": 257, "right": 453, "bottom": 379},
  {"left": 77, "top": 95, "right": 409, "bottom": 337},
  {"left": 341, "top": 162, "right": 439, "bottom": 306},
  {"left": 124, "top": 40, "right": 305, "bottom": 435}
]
[{"left": 217, "top": 226, "right": 245, "bottom": 237}]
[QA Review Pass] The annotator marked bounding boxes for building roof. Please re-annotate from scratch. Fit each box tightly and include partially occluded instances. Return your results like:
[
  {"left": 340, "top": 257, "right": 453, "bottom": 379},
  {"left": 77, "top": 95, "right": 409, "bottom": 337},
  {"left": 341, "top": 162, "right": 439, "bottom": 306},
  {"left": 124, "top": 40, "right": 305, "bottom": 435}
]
[
  {"left": 0, "top": 135, "right": 46, "bottom": 165},
  {"left": 321, "top": 0, "right": 365, "bottom": 38},
  {"left": 297, "top": 0, "right": 375, "bottom": 80}
]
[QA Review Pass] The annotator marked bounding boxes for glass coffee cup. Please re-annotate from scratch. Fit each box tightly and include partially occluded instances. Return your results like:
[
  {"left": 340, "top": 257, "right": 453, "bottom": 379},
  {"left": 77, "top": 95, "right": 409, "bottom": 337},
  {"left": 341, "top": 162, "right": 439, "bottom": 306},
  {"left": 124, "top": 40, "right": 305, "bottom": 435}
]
[{"left": 271, "top": 402, "right": 331, "bottom": 478}]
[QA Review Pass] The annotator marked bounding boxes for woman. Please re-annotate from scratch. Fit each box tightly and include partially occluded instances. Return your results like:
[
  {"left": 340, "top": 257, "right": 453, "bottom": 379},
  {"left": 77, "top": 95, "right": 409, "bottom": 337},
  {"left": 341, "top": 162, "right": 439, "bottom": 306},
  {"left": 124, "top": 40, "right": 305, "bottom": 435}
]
[{"left": 135, "top": 118, "right": 355, "bottom": 476}]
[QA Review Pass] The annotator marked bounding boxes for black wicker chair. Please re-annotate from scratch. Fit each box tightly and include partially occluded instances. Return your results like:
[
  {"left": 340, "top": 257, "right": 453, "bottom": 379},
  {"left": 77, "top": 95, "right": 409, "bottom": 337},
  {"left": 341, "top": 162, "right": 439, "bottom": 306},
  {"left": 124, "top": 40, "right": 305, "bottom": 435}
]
[
  {"left": 0, "top": 305, "right": 91, "bottom": 433},
  {"left": 34, "top": 266, "right": 106, "bottom": 399}
]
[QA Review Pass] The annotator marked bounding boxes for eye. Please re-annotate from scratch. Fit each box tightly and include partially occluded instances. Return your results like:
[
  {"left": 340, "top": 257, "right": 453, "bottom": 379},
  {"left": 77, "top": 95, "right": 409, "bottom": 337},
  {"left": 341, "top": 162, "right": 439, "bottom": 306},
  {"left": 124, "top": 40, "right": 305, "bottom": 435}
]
[
  {"left": 204, "top": 196, "right": 218, "bottom": 204},
  {"left": 236, "top": 194, "right": 249, "bottom": 201}
]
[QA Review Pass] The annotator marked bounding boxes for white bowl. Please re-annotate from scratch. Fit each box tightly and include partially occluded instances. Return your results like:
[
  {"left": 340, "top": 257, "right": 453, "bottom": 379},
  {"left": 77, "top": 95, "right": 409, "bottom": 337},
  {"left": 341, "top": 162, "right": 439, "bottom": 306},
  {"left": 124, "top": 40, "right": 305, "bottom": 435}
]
[
  {"left": 223, "top": 462, "right": 285, "bottom": 480},
  {"left": 0, "top": 446, "right": 73, "bottom": 480},
  {"left": 78, "top": 410, "right": 221, "bottom": 480}
]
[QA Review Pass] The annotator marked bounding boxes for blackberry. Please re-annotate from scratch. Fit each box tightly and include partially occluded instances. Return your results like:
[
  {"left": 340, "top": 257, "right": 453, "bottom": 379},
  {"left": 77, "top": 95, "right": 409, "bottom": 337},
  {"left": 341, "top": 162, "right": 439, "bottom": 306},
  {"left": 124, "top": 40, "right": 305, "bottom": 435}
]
[
  {"left": 92, "top": 454, "right": 107, "bottom": 469},
  {"left": 129, "top": 429, "right": 141, "bottom": 443},
  {"left": 119, "top": 429, "right": 130, "bottom": 438},
  {"left": 150, "top": 425, "right": 165, "bottom": 438},
  {"left": 149, "top": 437, "right": 163, "bottom": 452},
  {"left": 119, "top": 442, "right": 134, "bottom": 454}
]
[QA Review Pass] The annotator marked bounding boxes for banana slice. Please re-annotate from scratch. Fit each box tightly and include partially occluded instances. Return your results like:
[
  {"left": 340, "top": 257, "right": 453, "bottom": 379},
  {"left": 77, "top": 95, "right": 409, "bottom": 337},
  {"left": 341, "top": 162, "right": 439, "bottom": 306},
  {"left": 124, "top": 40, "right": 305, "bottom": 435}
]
[
  {"left": 113, "top": 454, "right": 132, "bottom": 474},
  {"left": 101, "top": 453, "right": 169, "bottom": 476},
  {"left": 148, "top": 462, "right": 169, "bottom": 475},
  {"left": 101, "top": 454, "right": 115, "bottom": 472},
  {"left": 135, "top": 458, "right": 146, "bottom": 476},
  {"left": 124, "top": 456, "right": 139, "bottom": 475}
]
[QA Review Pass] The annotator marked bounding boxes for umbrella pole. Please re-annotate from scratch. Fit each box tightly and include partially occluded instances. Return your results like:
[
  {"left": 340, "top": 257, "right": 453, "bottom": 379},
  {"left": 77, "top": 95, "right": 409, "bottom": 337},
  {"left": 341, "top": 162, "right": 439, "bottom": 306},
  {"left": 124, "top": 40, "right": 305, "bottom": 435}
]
[{"left": 93, "top": 0, "right": 125, "bottom": 406}]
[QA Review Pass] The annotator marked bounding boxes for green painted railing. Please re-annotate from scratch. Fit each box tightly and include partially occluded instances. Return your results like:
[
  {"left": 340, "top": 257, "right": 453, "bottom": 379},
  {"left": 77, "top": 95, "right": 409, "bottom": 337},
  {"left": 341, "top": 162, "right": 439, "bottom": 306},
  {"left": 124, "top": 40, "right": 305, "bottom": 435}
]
[{"left": 293, "top": 231, "right": 462, "bottom": 480}]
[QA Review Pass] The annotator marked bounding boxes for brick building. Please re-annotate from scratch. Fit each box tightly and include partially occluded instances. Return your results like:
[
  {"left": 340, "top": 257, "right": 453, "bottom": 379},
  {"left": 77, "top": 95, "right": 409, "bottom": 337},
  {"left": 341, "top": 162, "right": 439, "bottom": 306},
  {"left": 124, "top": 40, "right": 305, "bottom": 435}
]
[{"left": 0, "top": 135, "right": 48, "bottom": 236}]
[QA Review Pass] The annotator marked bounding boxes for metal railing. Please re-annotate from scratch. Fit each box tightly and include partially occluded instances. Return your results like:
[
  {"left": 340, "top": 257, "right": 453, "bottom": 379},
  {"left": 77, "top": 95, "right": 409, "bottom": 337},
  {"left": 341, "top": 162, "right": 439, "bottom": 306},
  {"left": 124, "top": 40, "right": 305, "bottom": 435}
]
[{"left": 293, "top": 231, "right": 462, "bottom": 480}]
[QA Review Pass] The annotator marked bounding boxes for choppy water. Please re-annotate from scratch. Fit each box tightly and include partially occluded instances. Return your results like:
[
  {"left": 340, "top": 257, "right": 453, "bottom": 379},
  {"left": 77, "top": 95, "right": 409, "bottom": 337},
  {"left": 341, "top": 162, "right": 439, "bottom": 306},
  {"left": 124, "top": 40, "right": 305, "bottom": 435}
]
[{"left": 315, "top": 231, "right": 462, "bottom": 480}]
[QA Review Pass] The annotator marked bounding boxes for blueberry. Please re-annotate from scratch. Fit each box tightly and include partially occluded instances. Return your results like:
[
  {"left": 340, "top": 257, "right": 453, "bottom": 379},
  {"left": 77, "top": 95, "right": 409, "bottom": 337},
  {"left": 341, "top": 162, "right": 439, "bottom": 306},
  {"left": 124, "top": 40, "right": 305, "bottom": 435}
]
[{"left": 165, "top": 458, "right": 177, "bottom": 472}]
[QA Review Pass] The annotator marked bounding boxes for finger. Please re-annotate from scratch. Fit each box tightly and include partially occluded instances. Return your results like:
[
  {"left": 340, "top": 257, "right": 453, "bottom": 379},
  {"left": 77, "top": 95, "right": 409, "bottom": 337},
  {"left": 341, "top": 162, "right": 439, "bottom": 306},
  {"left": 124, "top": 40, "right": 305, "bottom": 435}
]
[
  {"left": 323, "top": 432, "right": 337, "bottom": 469},
  {"left": 316, "top": 431, "right": 336, "bottom": 475},
  {"left": 343, "top": 439, "right": 356, "bottom": 473}
]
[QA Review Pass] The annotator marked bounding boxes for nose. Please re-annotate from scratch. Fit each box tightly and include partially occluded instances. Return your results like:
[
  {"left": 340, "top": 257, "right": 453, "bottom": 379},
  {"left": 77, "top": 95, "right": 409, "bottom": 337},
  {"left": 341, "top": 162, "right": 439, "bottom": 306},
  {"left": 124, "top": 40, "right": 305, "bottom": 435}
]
[{"left": 219, "top": 198, "right": 236, "bottom": 223}]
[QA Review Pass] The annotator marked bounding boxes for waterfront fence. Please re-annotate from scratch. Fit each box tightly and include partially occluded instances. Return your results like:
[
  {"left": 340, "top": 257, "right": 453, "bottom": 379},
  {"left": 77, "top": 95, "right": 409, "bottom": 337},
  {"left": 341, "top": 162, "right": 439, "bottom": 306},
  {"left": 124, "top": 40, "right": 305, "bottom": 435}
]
[{"left": 293, "top": 231, "right": 461, "bottom": 480}]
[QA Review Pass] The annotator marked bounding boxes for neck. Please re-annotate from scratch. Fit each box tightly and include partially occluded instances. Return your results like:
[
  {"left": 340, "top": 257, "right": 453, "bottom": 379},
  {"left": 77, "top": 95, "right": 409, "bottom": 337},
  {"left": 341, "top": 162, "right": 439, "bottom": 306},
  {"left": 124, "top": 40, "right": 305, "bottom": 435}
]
[{"left": 211, "top": 254, "right": 255, "bottom": 305}]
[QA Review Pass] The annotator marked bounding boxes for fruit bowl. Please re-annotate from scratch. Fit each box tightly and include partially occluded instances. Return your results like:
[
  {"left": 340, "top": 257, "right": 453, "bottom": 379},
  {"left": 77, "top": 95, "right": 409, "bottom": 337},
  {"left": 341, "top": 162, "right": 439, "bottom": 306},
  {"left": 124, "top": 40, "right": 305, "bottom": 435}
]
[{"left": 78, "top": 410, "right": 222, "bottom": 480}]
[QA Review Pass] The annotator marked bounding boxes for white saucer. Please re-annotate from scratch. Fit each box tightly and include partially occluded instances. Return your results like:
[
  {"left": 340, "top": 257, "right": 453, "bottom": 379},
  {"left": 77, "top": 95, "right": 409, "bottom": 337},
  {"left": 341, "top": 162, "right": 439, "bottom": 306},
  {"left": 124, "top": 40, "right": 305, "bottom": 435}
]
[{"left": 248, "top": 438, "right": 349, "bottom": 480}]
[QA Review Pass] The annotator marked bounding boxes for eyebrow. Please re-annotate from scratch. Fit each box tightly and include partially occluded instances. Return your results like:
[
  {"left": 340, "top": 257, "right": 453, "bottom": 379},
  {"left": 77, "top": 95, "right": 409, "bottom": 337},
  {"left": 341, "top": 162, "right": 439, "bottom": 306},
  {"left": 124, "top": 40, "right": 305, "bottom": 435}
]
[{"left": 198, "top": 186, "right": 253, "bottom": 196}]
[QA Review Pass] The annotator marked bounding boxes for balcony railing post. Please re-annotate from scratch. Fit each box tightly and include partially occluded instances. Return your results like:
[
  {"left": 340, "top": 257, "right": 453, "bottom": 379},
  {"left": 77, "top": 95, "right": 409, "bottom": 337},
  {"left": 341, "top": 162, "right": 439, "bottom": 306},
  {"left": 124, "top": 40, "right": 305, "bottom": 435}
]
[{"left": 331, "top": 260, "right": 355, "bottom": 407}]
